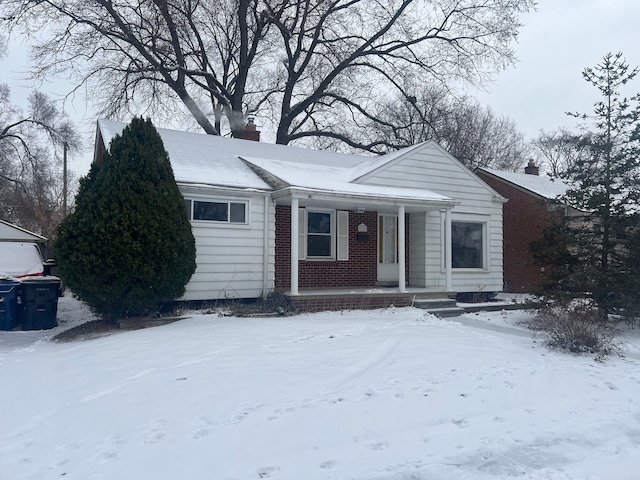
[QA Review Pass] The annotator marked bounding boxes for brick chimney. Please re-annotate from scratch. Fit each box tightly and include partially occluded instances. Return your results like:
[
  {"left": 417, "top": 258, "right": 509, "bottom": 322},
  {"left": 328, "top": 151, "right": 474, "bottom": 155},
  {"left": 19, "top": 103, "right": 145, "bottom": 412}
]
[
  {"left": 241, "top": 117, "right": 261, "bottom": 142},
  {"left": 524, "top": 160, "right": 539, "bottom": 175}
]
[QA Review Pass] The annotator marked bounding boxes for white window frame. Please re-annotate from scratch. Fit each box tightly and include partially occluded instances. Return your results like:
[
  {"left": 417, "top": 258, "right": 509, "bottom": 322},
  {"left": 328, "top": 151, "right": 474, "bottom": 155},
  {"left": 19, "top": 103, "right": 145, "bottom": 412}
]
[
  {"left": 447, "top": 213, "right": 490, "bottom": 271},
  {"left": 184, "top": 197, "right": 250, "bottom": 226},
  {"left": 298, "top": 208, "right": 349, "bottom": 261}
]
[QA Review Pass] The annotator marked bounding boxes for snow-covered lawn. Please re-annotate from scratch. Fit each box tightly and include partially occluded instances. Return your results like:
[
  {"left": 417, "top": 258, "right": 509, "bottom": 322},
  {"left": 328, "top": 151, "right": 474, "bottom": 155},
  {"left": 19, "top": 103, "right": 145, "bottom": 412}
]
[{"left": 2, "top": 297, "right": 639, "bottom": 480}]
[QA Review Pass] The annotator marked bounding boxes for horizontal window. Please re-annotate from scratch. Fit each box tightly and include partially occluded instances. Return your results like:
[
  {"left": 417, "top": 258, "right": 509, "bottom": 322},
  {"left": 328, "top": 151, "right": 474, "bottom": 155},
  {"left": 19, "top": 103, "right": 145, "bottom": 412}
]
[{"left": 184, "top": 199, "right": 247, "bottom": 224}]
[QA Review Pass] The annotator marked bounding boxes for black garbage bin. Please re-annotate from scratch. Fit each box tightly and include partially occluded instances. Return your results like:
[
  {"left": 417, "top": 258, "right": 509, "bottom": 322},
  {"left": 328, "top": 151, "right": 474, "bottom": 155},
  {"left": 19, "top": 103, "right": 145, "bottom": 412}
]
[
  {"left": 0, "top": 278, "right": 21, "bottom": 331},
  {"left": 20, "top": 277, "right": 62, "bottom": 330}
]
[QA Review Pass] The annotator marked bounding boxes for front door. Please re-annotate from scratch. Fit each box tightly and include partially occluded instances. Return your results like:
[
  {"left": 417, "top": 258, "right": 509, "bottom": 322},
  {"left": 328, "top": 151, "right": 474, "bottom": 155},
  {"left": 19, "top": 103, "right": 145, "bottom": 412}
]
[{"left": 377, "top": 214, "right": 398, "bottom": 283}]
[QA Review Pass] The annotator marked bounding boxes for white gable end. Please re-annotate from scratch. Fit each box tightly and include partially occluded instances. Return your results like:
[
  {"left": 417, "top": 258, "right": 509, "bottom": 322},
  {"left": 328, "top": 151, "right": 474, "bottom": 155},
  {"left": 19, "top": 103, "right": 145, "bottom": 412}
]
[
  {"left": 354, "top": 141, "right": 505, "bottom": 294},
  {"left": 354, "top": 141, "right": 504, "bottom": 212}
]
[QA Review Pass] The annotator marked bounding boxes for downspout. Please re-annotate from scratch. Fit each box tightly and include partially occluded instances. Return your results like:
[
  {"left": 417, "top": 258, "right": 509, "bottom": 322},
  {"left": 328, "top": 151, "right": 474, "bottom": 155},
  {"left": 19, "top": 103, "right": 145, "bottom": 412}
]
[
  {"left": 262, "top": 195, "right": 270, "bottom": 297},
  {"left": 445, "top": 208, "right": 453, "bottom": 291}
]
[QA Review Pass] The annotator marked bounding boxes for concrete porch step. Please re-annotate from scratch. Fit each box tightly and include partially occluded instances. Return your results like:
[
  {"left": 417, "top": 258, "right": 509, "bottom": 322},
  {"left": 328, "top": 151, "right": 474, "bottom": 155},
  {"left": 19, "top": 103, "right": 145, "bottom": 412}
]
[{"left": 413, "top": 298, "right": 465, "bottom": 318}]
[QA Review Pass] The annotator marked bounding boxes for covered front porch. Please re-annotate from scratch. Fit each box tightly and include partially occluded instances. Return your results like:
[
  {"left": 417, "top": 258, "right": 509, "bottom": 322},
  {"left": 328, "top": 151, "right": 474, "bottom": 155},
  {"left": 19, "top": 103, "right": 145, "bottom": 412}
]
[{"left": 279, "top": 188, "right": 459, "bottom": 296}]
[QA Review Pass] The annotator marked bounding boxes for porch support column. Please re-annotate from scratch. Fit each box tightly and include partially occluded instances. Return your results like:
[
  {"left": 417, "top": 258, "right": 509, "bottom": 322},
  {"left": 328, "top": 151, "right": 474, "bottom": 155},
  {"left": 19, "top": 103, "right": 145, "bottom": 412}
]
[
  {"left": 445, "top": 207, "right": 452, "bottom": 291},
  {"left": 398, "top": 205, "right": 406, "bottom": 293},
  {"left": 290, "top": 198, "right": 299, "bottom": 295}
]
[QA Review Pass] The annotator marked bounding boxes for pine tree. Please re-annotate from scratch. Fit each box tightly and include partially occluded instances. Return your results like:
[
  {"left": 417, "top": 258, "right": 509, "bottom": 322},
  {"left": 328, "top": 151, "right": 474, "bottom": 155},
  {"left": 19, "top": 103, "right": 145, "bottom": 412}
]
[
  {"left": 561, "top": 53, "right": 640, "bottom": 313},
  {"left": 55, "top": 117, "right": 196, "bottom": 318}
]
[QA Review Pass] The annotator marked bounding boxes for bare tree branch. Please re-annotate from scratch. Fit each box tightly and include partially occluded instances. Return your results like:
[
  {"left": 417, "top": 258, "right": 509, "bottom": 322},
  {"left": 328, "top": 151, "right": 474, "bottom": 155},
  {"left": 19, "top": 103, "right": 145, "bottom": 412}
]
[{"left": 2, "top": 0, "right": 534, "bottom": 148}]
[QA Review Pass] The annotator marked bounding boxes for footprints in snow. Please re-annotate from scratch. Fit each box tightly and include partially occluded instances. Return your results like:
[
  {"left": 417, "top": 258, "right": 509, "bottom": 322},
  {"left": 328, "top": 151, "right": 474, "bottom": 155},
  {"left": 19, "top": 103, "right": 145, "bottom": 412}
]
[{"left": 257, "top": 466, "right": 279, "bottom": 477}]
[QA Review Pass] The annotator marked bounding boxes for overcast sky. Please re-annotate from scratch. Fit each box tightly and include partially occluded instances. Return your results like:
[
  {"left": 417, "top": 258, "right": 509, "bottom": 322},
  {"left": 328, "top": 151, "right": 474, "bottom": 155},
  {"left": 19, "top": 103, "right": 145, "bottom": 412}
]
[
  {"left": 2, "top": 0, "right": 640, "bottom": 175},
  {"left": 475, "top": 0, "right": 640, "bottom": 139}
]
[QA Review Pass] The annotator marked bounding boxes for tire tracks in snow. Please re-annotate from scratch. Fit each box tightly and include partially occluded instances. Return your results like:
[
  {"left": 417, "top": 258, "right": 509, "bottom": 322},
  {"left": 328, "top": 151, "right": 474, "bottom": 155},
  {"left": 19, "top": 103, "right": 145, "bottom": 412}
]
[{"left": 333, "top": 337, "right": 401, "bottom": 387}]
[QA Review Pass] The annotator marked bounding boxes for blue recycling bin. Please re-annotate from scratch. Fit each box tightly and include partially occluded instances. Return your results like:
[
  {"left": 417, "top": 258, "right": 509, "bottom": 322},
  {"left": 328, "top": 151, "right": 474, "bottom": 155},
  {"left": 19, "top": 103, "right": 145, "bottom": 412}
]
[
  {"left": 0, "top": 278, "right": 21, "bottom": 330},
  {"left": 20, "top": 277, "right": 61, "bottom": 331}
]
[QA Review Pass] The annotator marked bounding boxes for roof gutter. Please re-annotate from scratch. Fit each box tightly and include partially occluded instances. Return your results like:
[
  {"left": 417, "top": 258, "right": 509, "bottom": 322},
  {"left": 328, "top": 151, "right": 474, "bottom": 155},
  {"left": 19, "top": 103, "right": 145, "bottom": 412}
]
[{"left": 271, "top": 187, "right": 460, "bottom": 209}]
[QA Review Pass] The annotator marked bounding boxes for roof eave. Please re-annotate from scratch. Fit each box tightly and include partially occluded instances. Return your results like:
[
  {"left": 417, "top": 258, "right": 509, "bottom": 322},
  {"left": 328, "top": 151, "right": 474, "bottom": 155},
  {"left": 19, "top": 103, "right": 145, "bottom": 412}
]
[{"left": 272, "top": 186, "right": 459, "bottom": 210}]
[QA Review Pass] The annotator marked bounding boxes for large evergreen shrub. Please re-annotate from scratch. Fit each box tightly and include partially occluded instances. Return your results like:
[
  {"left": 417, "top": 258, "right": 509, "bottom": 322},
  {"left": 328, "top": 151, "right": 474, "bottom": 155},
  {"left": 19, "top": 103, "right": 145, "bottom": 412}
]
[{"left": 55, "top": 117, "right": 196, "bottom": 318}]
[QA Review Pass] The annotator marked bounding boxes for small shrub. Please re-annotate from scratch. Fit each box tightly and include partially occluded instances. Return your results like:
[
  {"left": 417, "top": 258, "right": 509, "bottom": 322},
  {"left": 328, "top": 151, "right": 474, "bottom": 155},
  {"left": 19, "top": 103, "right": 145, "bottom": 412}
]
[
  {"left": 180, "top": 291, "right": 295, "bottom": 317},
  {"left": 530, "top": 301, "right": 619, "bottom": 357}
]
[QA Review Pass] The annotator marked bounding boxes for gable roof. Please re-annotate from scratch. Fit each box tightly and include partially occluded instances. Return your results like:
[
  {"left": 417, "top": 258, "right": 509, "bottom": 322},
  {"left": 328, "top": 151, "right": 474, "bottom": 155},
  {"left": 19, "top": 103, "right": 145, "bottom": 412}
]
[
  {"left": 0, "top": 220, "right": 47, "bottom": 242},
  {"left": 352, "top": 141, "right": 507, "bottom": 203},
  {"left": 240, "top": 156, "right": 456, "bottom": 207},
  {"left": 477, "top": 167, "right": 568, "bottom": 200},
  {"left": 94, "top": 120, "right": 371, "bottom": 190},
  {"left": 348, "top": 142, "right": 428, "bottom": 182},
  {"left": 96, "top": 120, "right": 457, "bottom": 207}
]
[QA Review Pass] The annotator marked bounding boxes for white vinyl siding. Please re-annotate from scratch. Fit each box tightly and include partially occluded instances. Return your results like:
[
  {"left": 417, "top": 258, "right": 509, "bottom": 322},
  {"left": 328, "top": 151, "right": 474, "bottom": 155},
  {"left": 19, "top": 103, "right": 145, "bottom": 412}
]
[
  {"left": 359, "top": 142, "right": 503, "bottom": 293},
  {"left": 180, "top": 189, "right": 274, "bottom": 301}
]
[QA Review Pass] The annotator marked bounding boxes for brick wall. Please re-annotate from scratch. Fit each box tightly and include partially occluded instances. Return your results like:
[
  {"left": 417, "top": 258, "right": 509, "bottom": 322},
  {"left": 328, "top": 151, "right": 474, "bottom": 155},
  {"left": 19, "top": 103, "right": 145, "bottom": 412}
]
[
  {"left": 290, "top": 295, "right": 413, "bottom": 312},
  {"left": 275, "top": 206, "right": 410, "bottom": 289},
  {"left": 476, "top": 172, "right": 561, "bottom": 293}
]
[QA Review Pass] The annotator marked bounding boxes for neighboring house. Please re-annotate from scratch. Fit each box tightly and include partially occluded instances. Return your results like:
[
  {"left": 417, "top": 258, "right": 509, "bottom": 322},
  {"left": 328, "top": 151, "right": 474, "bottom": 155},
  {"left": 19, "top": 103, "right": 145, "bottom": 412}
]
[
  {"left": 95, "top": 119, "right": 506, "bottom": 310},
  {"left": 0, "top": 221, "right": 49, "bottom": 277},
  {"left": 476, "top": 162, "right": 577, "bottom": 293}
]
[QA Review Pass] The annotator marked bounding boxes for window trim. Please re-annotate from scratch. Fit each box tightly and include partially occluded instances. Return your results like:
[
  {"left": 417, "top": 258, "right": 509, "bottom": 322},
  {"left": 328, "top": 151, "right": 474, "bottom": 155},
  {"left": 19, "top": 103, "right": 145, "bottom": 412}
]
[
  {"left": 184, "top": 197, "right": 250, "bottom": 226},
  {"left": 304, "top": 208, "right": 336, "bottom": 260},
  {"left": 298, "top": 208, "right": 349, "bottom": 261},
  {"left": 447, "top": 214, "right": 490, "bottom": 272}
]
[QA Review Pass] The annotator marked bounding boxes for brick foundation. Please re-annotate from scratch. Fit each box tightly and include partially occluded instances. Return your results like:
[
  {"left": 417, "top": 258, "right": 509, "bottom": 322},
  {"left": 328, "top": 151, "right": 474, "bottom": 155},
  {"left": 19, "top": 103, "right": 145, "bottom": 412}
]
[{"left": 290, "top": 295, "right": 414, "bottom": 312}]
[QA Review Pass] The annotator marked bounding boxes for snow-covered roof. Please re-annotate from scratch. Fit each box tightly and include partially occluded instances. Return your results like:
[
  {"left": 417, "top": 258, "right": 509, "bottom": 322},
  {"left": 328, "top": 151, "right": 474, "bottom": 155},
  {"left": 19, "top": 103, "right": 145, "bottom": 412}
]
[
  {"left": 98, "top": 119, "right": 275, "bottom": 190},
  {"left": 0, "top": 220, "right": 46, "bottom": 242},
  {"left": 478, "top": 168, "right": 569, "bottom": 200},
  {"left": 241, "top": 156, "right": 455, "bottom": 206},
  {"left": 96, "top": 120, "right": 454, "bottom": 206}
]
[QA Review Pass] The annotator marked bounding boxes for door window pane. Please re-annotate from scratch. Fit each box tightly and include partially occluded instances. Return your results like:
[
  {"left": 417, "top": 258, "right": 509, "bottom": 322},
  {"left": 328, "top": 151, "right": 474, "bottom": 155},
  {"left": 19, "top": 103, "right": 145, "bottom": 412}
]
[{"left": 379, "top": 215, "right": 397, "bottom": 264}]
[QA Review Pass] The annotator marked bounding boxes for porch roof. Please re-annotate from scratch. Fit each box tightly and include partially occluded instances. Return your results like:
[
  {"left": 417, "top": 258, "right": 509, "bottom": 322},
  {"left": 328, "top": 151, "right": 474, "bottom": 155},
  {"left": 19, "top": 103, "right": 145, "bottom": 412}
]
[{"left": 242, "top": 156, "right": 458, "bottom": 212}]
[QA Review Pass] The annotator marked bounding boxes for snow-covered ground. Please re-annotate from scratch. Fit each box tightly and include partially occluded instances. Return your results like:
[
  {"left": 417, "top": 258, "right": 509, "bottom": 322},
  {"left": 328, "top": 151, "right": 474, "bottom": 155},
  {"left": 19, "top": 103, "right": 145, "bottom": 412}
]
[{"left": 1, "top": 296, "right": 639, "bottom": 480}]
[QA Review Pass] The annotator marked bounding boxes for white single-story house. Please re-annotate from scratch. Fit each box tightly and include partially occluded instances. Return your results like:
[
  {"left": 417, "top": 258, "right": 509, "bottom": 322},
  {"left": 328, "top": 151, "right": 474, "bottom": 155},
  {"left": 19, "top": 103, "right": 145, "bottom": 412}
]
[{"left": 95, "top": 119, "right": 506, "bottom": 310}]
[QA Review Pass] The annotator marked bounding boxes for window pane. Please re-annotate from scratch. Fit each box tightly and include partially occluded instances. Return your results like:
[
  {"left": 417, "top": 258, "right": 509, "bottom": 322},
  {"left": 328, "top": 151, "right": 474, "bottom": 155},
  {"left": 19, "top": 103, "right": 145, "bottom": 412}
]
[
  {"left": 308, "top": 234, "right": 332, "bottom": 257},
  {"left": 452, "top": 222, "right": 483, "bottom": 268},
  {"left": 230, "top": 202, "right": 246, "bottom": 223},
  {"left": 308, "top": 212, "right": 331, "bottom": 233},
  {"left": 184, "top": 199, "right": 192, "bottom": 219},
  {"left": 194, "top": 201, "right": 227, "bottom": 221}
]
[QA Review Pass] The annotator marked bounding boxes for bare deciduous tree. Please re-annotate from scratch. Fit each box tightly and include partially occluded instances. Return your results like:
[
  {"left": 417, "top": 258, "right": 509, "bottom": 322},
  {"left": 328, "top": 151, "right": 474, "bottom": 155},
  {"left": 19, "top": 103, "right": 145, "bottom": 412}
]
[
  {"left": 532, "top": 128, "right": 587, "bottom": 178},
  {"left": 1, "top": 0, "right": 535, "bottom": 149},
  {"left": 0, "top": 85, "right": 80, "bottom": 239},
  {"left": 357, "top": 83, "right": 530, "bottom": 169}
]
